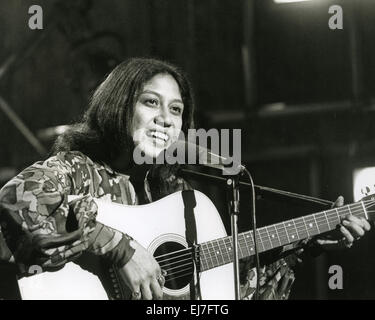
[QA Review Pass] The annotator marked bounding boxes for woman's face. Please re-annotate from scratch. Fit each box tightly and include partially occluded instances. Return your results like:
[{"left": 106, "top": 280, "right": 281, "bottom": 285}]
[{"left": 131, "top": 73, "right": 184, "bottom": 159}]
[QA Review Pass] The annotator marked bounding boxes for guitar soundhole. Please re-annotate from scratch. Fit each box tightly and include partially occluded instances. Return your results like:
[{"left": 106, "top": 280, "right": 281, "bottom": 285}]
[{"left": 154, "top": 241, "right": 194, "bottom": 290}]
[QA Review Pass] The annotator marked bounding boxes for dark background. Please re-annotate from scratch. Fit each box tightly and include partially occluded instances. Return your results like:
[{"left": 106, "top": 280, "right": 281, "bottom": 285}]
[{"left": 0, "top": 0, "right": 374, "bottom": 299}]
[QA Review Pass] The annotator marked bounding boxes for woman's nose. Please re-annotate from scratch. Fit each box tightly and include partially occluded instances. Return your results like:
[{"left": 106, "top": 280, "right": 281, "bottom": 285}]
[{"left": 154, "top": 107, "right": 172, "bottom": 128}]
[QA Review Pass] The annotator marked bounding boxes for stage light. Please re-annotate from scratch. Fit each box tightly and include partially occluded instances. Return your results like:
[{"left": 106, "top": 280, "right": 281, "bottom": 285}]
[
  {"left": 274, "top": 0, "right": 313, "bottom": 3},
  {"left": 353, "top": 167, "right": 375, "bottom": 201}
]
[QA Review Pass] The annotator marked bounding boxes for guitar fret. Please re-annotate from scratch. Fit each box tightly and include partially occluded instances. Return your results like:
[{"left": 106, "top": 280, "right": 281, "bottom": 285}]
[
  {"left": 237, "top": 236, "right": 244, "bottom": 259},
  {"left": 264, "top": 227, "right": 273, "bottom": 249},
  {"left": 339, "top": 205, "right": 353, "bottom": 220},
  {"left": 205, "top": 243, "right": 214, "bottom": 270},
  {"left": 220, "top": 239, "right": 227, "bottom": 265},
  {"left": 312, "top": 214, "right": 321, "bottom": 234},
  {"left": 227, "top": 238, "right": 234, "bottom": 265},
  {"left": 268, "top": 225, "right": 281, "bottom": 247},
  {"left": 247, "top": 233, "right": 255, "bottom": 254},
  {"left": 335, "top": 206, "right": 344, "bottom": 222},
  {"left": 213, "top": 239, "right": 223, "bottom": 266},
  {"left": 335, "top": 208, "right": 341, "bottom": 225},
  {"left": 294, "top": 217, "right": 308, "bottom": 239},
  {"left": 261, "top": 228, "right": 273, "bottom": 250},
  {"left": 274, "top": 224, "right": 282, "bottom": 246},
  {"left": 323, "top": 211, "right": 332, "bottom": 229},
  {"left": 239, "top": 234, "right": 248, "bottom": 257},
  {"left": 243, "top": 232, "right": 255, "bottom": 255},
  {"left": 207, "top": 242, "right": 216, "bottom": 269},
  {"left": 282, "top": 222, "right": 291, "bottom": 243},
  {"left": 303, "top": 215, "right": 318, "bottom": 237},
  {"left": 315, "top": 212, "right": 330, "bottom": 233},
  {"left": 221, "top": 239, "right": 229, "bottom": 264},
  {"left": 211, "top": 239, "right": 219, "bottom": 266},
  {"left": 292, "top": 219, "right": 300, "bottom": 240},
  {"left": 302, "top": 217, "right": 310, "bottom": 237},
  {"left": 199, "top": 245, "right": 207, "bottom": 271},
  {"left": 348, "top": 205, "right": 352, "bottom": 215},
  {"left": 361, "top": 201, "right": 369, "bottom": 220},
  {"left": 275, "top": 223, "right": 289, "bottom": 244},
  {"left": 286, "top": 220, "right": 298, "bottom": 241},
  {"left": 256, "top": 230, "right": 266, "bottom": 252},
  {"left": 199, "top": 244, "right": 208, "bottom": 270},
  {"left": 223, "top": 238, "right": 231, "bottom": 263}
]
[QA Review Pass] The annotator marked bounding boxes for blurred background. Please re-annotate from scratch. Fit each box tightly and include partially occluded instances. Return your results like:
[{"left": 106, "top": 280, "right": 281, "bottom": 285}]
[{"left": 0, "top": 0, "right": 374, "bottom": 299}]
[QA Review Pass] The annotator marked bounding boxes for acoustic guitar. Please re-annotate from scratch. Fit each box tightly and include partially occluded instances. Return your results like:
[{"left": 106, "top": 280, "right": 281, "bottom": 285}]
[{"left": 17, "top": 190, "right": 374, "bottom": 300}]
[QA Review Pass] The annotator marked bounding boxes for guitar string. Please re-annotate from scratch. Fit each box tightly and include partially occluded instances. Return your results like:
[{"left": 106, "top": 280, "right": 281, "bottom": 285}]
[
  {"left": 158, "top": 204, "right": 369, "bottom": 277},
  {"left": 158, "top": 256, "right": 193, "bottom": 270},
  {"left": 164, "top": 268, "right": 196, "bottom": 282},
  {"left": 156, "top": 204, "right": 370, "bottom": 281},
  {"left": 154, "top": 247, "right": 192, "bottom": 260},
  {"left": 163, "top": 260, "right": 193, "bottom": 273},
  {"left": 157, "top": 251, "right": 192, "bottom": 265}
]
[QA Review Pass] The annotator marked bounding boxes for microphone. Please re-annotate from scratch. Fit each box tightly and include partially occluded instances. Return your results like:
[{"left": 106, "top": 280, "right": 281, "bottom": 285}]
[{"left": 160, "top": 139, "right": 245, "bottom": 175}]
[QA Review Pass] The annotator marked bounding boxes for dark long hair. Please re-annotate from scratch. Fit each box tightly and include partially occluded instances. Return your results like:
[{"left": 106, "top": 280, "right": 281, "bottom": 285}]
[{"left": 52, "top": 57, "right": 195, "bottom": 168}]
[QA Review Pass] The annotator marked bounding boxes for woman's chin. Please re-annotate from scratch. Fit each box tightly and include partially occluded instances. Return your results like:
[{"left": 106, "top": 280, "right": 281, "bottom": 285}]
[
  {"left": 133, "top": 140, "right": 171, "bottom": 164},
  {"left": 142, "top": 146, "right": 167, "bottom": 161}
]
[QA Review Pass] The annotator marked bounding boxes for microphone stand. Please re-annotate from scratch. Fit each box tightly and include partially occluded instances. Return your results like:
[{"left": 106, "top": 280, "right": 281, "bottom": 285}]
[
  {"left": 226, "top": 173, "right": 242, "bottom": 300},
  {"left": 179, "top": 166, "right": 334, "bottom": 300}
]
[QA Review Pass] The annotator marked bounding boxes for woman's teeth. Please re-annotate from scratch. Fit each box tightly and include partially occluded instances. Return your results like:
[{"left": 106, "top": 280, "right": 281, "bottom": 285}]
[{"left": 150, "top": 131, "right": 168, "bottom": 142}]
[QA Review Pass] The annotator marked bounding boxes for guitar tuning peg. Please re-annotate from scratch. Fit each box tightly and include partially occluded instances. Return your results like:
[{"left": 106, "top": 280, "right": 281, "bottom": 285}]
[{"left": 361, "top": 185, "right": 374, "bottom": 196}]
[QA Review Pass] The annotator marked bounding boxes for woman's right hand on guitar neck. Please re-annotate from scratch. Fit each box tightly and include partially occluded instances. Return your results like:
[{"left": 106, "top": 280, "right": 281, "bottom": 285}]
[{"left": 118, "top": 240, "right": 165, "bottom": 300}]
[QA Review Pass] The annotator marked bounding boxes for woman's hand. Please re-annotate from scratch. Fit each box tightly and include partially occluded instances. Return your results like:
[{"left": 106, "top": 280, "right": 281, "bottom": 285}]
[
  {"left": 118, "top": 240, "right": 165, "bottom": 300},
  {"left": 316, "top": 196, "right": 371, "bottom": 250}
]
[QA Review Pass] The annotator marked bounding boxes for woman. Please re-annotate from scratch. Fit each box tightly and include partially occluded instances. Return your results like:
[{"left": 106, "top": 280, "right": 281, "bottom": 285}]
[{"left": 0, "top": 57, "right": 370, "bottom": 300}]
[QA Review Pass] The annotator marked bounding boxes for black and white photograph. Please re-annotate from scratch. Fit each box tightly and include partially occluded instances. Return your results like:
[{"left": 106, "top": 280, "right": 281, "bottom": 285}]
[{"left": 0, "top": 0, "right": 374, "bottom": 303}]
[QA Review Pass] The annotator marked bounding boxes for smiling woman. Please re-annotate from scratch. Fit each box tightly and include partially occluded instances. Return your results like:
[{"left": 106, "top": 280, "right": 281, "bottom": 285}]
[
  {"left": 52, "top": 58, "right": 195, "bottom": 168},
  {"left": 131, "top": 73, "right": 184, "bottom": 159}
]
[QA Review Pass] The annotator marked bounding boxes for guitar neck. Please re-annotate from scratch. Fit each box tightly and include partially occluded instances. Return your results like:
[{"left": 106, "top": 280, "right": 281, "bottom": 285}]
[{"left": 199, "top": 200, "right": 372, "bottom": 272}]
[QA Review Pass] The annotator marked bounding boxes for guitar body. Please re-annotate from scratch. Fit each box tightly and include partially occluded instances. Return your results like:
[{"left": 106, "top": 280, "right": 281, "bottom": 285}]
[{"left": 18, "top": 190, "right": 235, "bottom": 300}]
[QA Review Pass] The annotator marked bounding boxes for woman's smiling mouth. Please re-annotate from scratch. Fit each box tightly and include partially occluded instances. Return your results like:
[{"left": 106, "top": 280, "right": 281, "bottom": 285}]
[{"left": 146, "top": 130, "right": 169, "bottom": 144}]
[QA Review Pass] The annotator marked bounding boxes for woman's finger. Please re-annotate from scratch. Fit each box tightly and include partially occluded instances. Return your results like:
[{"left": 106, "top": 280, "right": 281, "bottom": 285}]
[
  {"left": 332, "top": 196, "right": 344, "bottom": 208},
  {"left": 342, "top": 220, "right": 365, "bottom": 238},
  {"left": 130, "top": 285, "right": 142, "bottom": 300},
  {"left": 150, "top": 278, "right": 164, "bottom": 300},
  {"left": 360, "top": 217, "right": 372, "bottom": 231},
  {"left": 340, "top": 225, "right": 354, "bottom": 245},
  {"left": 141, "top": 282, "right": 153, "bottom": 300}
]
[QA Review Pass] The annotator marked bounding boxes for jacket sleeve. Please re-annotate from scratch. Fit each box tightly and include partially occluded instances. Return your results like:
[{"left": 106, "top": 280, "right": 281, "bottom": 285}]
[
  {"left": 239, "top": 238, "right": 323, "bottom": 300},
  {"left": 0, "top": 153, "right": 134, "bottom": 277}
]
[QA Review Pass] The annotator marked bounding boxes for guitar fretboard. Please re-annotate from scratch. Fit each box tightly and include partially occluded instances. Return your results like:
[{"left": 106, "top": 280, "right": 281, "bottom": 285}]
[{"left": 198, "top": 201, "right": 368, "bottom": 272}]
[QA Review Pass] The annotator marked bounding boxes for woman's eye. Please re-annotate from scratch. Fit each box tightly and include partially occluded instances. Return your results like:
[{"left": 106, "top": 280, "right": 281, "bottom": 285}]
[
  {"left": 145, "top": 98, "right": 159, "bottom": 106},
  {"left": 171, "top": 106, "right": 183, "bottom": 115}
]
